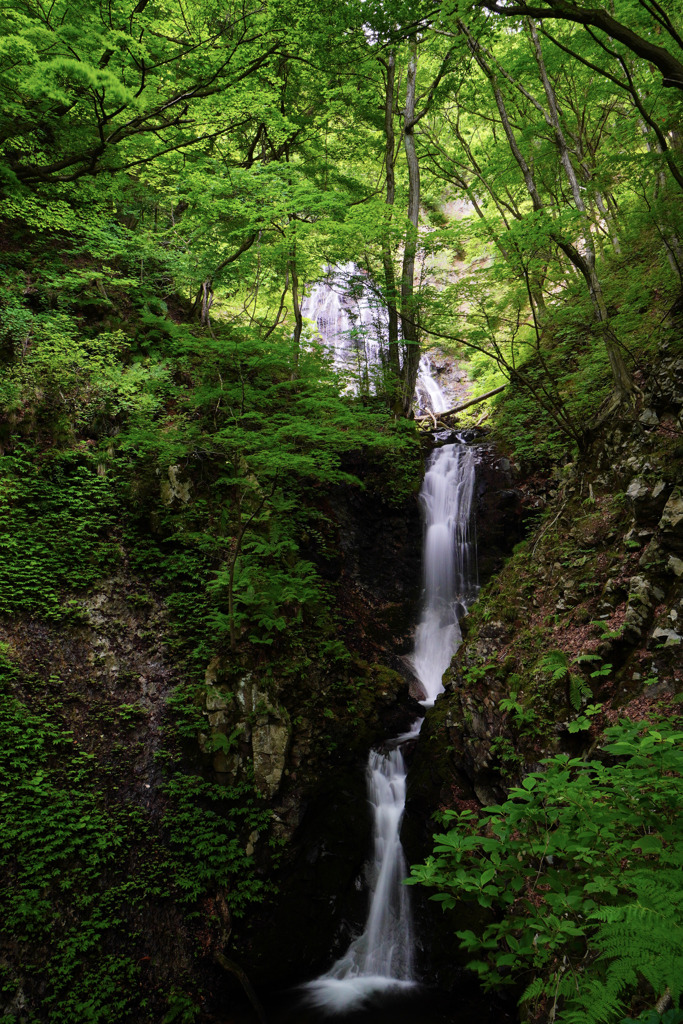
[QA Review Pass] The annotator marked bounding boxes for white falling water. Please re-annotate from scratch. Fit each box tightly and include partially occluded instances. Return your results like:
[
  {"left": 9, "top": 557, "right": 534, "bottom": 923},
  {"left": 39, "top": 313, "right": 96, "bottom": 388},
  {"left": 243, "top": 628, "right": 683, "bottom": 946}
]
[
  {"left": 410, "top": 443, "right": 479, "bottom": 707},
  {"left": 302, "top": 276, "right": 479, "bottom": 1015},
  {"left": 415, "top": 355, "right": 448, "bottom": 417},
  {"left": 303, "top": 746, "right": 416, "bottom": 1013},
  {"left": 301, "top": 265, "right": 384, "bottom": 392},
  {"left": 301, "top": 264, "right": 442, "bottom": 414}
]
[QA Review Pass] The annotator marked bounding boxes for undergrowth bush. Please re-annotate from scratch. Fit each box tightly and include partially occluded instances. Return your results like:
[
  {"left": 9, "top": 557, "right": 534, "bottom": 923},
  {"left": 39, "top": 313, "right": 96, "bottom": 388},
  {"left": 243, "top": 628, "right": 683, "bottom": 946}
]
[
  {"left": 410, "top": 715, "right": 683, "bottom": 1024},
  {"left": 0, "top": 447, "right": 119, "bottom": 619}
]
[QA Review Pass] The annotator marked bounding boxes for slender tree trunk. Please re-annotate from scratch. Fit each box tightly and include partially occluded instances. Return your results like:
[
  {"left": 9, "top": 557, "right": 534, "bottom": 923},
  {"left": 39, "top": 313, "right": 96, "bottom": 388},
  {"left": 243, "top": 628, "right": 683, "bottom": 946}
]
[
  {"left": 593, "top": 187, "right": 621, "bottom": 254},
  {"left": 381, "top": 50, "right": 402, "bottom": 409},
  {"left": 461, "top": 19, "right": 633, "bottom": 401},
  {"left": 385, "top": 52, "right": 401, "bottom": 372},
  {"left": 527, "top": 19, "right": 633, "bottom": 399},
  {"left": 201, "top": 279, "right": 214, "bottom": 326},
  {"left": 640, "top": 124, "right": 683, "bottom": 281},
  {"left": 289, "top": 233, "right": 303, "bottom": 378},
  {"left": 290, "top": 263, "right": 303, "bottom": 370},
  {"left": 400, "top": 35, "right": 422, "bottom": 415},
  {"left": 446, "top": 117, "right": 548, "bottom": 312}
]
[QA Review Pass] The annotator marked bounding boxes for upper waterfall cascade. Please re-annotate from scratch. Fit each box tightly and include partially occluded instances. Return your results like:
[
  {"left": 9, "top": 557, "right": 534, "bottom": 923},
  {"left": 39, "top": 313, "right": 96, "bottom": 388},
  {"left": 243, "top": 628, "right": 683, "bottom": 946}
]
[
  {"left": 300, "top": 264, "right": 384, "bottom": 391},
  {"left": 301, "top": 272, "right": 480, "bottom": 1015},
  {"left": 300, "top": 264, "right": 446, "bottom": 414}
]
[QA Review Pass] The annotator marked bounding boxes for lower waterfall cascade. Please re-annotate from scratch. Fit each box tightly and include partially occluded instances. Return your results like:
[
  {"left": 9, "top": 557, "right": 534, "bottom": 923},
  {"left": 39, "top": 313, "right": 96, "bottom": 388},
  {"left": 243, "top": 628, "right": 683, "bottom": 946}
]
[
  {"left": 302, "top": 742, "right": 417, "bottom": 1014},
  {"left": 299, "top": 293, "right": 481, "bottom": 1014}
]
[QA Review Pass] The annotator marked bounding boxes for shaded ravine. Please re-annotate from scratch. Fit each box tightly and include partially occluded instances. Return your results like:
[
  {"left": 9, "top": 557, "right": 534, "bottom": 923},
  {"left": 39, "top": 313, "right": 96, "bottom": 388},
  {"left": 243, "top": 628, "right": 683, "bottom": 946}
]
[{"left": 299, "top": 338, "right": 480, "bottom": 1013}]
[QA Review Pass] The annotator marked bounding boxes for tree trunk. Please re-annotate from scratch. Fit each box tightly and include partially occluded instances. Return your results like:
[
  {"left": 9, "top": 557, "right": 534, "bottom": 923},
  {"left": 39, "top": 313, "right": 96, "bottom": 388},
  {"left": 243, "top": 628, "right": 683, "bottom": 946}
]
[
  {"left": 289, "top": 240, "right": 303, "bottom": 378},
  {"left": 527, "top": 19, "right": 633, "bottom": 400},
  {"left": 400, "top": 35, "right": 422, "bottom": 415},
  {"left": 381, "top": 49, "right": 402, "bottom": 409},
  {"left": 201, "top": 279, "right": 214, "bottom": 327}
]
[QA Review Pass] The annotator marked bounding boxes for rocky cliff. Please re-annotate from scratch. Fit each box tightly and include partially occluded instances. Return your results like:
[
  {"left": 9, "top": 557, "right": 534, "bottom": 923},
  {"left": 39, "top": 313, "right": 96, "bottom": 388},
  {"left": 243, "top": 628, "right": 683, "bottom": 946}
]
[{"left": 405, "top": 341, "right": 683, "bottom": 989}]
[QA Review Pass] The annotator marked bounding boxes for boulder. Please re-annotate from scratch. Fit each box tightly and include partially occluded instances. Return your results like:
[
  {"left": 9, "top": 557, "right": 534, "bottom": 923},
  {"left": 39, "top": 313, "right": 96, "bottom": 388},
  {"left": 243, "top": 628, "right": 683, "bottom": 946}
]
[
  {"left": 200, "top": 672, "right": 290, "bottom": 797},
  {"left": 639, "top": 408, "right": 659, "bottom": 427},
  {"left": 252, "top": 717, "right": 290, "bottom": 799},
  {"left": 651, "top": 627, "right": 682, "bottom": 648},
  {"left": 659, "top": 488, "right": 683, "bottom": 553},
  {"left": 626, "top": 476, "right": 670, "bottom": 523},
  {"left": 622, "top": 575, "right": 655, "bottom": 641},
  {"left": 667, "top": 555, "right": 683, "bottom": 577},
  {"left": 160, "top": 464, "right": 191, "bottom": 505}
]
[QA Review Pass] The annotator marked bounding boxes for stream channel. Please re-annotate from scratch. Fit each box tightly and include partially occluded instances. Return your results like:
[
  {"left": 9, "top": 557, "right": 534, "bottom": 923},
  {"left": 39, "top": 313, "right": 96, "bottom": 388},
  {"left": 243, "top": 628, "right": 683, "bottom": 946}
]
[{"left": 243, "top": 269, "right": 509, "bottom": 1024}]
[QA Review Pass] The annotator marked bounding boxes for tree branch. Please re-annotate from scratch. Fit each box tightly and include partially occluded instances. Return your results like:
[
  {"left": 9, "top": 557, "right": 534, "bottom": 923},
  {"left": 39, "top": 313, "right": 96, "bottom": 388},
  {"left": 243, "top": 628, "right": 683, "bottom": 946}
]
[{"left": 477, "top": 0, "right": 683, "bottom": 90}]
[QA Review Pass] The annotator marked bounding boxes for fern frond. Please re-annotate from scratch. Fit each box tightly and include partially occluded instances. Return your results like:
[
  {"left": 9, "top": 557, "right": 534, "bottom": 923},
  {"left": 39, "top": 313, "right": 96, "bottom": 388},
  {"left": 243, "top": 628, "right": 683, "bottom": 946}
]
[
  {"left": 521, "top": 976, "right": 547, "bottom": 1003},
  {"left": 560, "top": 973, "right": 630, "bottom": 1024},
  {"left": 541, "top": 649, "right": 570, "bottom": 682},
  {"left": 589, "top": 870, "right": 683, "bottom": 1005},
  {"left": 569, "top": 674, "right": 592, "bottom": 711}
]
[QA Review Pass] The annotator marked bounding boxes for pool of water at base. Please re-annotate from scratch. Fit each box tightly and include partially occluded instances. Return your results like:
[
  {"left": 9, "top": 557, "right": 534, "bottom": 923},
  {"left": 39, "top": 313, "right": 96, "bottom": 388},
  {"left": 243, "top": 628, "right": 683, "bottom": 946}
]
[{"left": 223, "top": 980, "right": 517, "bottom": 1024}]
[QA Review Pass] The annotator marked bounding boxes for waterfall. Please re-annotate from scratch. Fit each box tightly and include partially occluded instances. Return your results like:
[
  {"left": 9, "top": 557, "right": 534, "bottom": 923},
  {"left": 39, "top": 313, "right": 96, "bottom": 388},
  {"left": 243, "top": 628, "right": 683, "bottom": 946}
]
[
  {"left": 301, "top": 273, "right": 479, "bottom": 1016},
  {"left": 415, "top": 355, "right": 448, "bottom": 417},
  {"left": 410, "top": 443, "right": 478, "bottom": 707},
  {"left": 300, "top": 265, "right": 440, "bottom": 414},
  {"left": 301, "top": 265, "right": 384, "bottom": 391},
  {"left": 303, "top": 744, "right": 417, "bottom": 1013}
]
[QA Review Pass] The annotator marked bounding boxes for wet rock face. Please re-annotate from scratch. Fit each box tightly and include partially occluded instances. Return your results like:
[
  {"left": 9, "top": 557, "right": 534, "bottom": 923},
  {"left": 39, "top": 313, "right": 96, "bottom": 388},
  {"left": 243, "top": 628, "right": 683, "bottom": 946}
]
[
  {"left": 242, "top": 766, "right": 373, "bottom": 987},
  {"left": 416, "top": 434, "right": 527, "bottom": 589},
  {"left": 139, "top": 430, "right": 427, "bottom": 992},
  {"left": 236, "top": 663, "right": 423, "bottom": 986},
  {"left": 327, "top": 435, "right": 527, "bottom": 657},
  {"left": 398, "top": 441, "right": 528, "bottom": 988},
  {"left": 474, "top": 444, "right": 526, "bottom": 580},
  {"left": 331, "top": 484, "right": 423, "bottom": 652},
  {"left": 0, "top": 578, "right": 193, "bottom": 996},
  {"left": 198, "top": 464, "right": 428, "bottom": 983}
]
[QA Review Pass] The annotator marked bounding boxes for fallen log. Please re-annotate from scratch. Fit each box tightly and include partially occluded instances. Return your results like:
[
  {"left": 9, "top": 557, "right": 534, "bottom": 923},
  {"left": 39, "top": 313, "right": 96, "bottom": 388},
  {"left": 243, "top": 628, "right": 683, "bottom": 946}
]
[{"left": 414, "top": 384, "right": 506, "bottom": 423}]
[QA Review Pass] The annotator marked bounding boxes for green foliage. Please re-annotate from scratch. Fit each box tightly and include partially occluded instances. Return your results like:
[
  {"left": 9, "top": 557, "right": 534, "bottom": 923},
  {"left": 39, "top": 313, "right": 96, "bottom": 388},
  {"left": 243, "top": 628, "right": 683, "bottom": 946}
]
[
  {"left": 162, "top": 987, "right": 201, "bottom": 1024},
  {"left": 0, "top": 215, "right": 420, "bottom": 1015},
  {"left": 498, "top": 691, "right": 538, "bottom": 729},
  {"left": 0, "top": 447, "right": 119, "bottom": 619},
  {"left": 0, "top": 649, "right": 149, "bottom": 1022},
  {"left": 160, "top": 735, "right": 271, "bottom": 916},
  {"left": 569, "top": 676, "right": 593, "bottom": 712},
  {"left": 0, "top": 644, "right": 271, "bottom": 1021},
  {"left": 410, "top": 717, "right": 683, "bottom": 1024},
  {"left": 541, "top": 649, "right": 573, "bottom": 683},
  {"left": 539, "top": 649, "right": 607, "bottom": 715},
  {"left": 567, "top": 704, "right": 604, "bottom": 734},
  {"left": 1, "top": 0, "right": 681, "bottom": 1016},
  {"left": 623, "top": 1012, "right": 683, "bottom": 1024}
]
